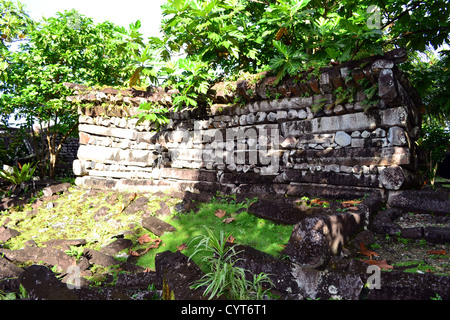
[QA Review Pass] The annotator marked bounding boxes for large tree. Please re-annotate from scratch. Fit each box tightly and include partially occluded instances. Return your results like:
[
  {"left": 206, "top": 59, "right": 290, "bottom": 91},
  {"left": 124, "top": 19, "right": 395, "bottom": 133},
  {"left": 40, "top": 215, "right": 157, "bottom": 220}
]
[
  {"left": 0, "top": 10, "right": 132, "bottom": 179},
  {"left": 0, "top": 0, "right": 34, "bottom": 80},
  {"left": 121, "top": 0, "right": 449, "bottom": 182},
  {"left": 125, "top": 0, "right": 449, "bottom": 121}
]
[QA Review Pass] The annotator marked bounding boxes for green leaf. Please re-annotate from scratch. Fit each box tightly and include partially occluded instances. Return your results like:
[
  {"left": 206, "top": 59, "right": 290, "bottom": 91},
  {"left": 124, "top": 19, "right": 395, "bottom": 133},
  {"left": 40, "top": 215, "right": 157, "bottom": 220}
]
[
  {"left": 229, "top": 46, "right": 239, "bottom": 59},
  {"left": 129, "top": 66, "right": 143, "bottom": 87}
]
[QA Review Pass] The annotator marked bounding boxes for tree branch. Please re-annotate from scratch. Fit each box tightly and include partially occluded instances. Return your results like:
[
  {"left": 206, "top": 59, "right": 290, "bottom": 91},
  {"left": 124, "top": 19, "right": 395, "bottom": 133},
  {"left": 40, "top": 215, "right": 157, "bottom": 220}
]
[
  {"left": 383, "top": 26, "right": 450, "bottom": 46},
  {"left": 381, "top": 1, "right": 424, "bottom": 30}
]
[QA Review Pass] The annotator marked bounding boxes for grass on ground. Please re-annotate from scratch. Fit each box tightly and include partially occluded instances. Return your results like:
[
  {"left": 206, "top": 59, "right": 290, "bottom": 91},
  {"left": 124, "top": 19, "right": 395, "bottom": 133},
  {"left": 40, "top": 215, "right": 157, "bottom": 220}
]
[
  {"left": 0, "top": 187, "right": 293, "bottom": 274},
  {"left": 134, "top": 194, "right": 293, "bottom": 271}
]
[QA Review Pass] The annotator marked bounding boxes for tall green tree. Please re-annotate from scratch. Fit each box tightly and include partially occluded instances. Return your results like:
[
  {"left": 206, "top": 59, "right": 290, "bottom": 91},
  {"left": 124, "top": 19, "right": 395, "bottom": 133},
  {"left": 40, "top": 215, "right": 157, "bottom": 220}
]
[
  {"left": 125, "top": 0, "right": 449, "bottom": 117},
  {"left": 121, "top": 0, "right": 449, "bottom": 180},
  {"left": 0, "top": 10, "right": 132, "bottom": 179},
  {"left": 0, "top": 0, "right": 34, "bottom": 80}
]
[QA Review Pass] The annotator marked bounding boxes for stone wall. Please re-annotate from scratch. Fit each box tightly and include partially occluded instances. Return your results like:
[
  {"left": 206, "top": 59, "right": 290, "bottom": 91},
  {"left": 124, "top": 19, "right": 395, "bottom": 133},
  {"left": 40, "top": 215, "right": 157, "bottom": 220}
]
[
  {"left": 55, "top": 136, "right": 80, "bottom": 175},
  {"left": 67, "top": 49, "right": 423, "bottom": 199},
  {"left": 0, "top": 126, "right": 79, "bottom": 176}
]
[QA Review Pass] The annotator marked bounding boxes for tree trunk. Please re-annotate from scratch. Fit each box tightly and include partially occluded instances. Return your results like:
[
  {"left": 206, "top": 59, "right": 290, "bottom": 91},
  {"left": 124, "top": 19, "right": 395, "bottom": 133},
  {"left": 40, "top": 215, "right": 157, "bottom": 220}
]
[{"left": 48, "top": 151, "right": 57, "bottom": 180}]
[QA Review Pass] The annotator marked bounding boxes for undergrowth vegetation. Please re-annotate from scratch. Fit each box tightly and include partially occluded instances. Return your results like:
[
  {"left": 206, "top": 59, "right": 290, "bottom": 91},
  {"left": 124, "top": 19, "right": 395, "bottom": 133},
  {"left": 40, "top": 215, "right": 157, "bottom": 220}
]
[
  {"left": 188, "top": 227, "right": 274, "bottom": 300},
  {"left": 135, "top": 194, "right": 293, "bottom": 271},
  {"left": 0, "top": 186, "right": 293, "bottom": 275}
]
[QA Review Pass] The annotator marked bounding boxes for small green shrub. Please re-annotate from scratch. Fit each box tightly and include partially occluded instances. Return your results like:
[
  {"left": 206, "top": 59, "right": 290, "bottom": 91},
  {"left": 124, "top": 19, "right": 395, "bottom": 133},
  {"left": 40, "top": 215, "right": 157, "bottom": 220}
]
[
  {"left": 0, "top": 284, "right": 28, "bottom": 300},
  {"left": 418, "top": 119, "right": 450, "bottom": 185},
  {"left": 189, "top": 227, "right": 273, "bottom": 300},
  {"left": 0, "top": 162, "right": 37, "bottom": 185},
  {"left": 64, "top": 245, "right": 85, "bottom": 261}
]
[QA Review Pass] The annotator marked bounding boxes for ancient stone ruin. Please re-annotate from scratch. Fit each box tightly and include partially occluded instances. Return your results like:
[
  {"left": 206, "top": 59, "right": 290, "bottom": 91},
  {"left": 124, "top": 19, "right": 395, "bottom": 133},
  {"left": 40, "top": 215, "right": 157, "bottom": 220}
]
[
  {"left": 2, "top": 49, "right": 448, "bottom": 301},
  {"left": 66, "top": 49, "right": 423, "bottom": 201}
]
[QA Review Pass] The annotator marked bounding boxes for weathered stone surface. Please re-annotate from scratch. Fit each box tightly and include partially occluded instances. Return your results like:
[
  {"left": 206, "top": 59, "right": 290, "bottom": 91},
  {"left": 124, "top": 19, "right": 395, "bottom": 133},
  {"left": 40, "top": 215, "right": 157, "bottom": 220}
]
[
  {"left": 297, "top": 109, "right": 307, "bottom": 119},
  {"left": 220, "top": 171, "right": 276, "bottom": 185},
  {"left": 174, "top": 199, "right": 200, "bottom": 214},
  {"left": 384, "top": 48, "right": 407, "bottom": 63},
  {"left": 0, "top": 226, "right": 19, "bottom": 242},
  {"left": 18, "top": 265, "right": 79, "bottom": 300},
  {"left": 287, "top": 182, "right": 383, "bottom": 200},
  {"left": 0, "top": 247, "right": 76, "bottom": 272},
  {"left": 123, "top": 196, "right": 149, "bottom": 214},
  {"left": 246, "top": 112, "right": 255, "bottom": 124},
  {"left": 231, "top": 244, "right": 298, "bottom": 297},
  {"left": 288, "top": 77, "right": 310, "bottom": 96},
  {"left": 255, "top": 111, "right": 267, "bottom": 123},
  {"left": 236, "top": 79, "right": 252, "bottom": 102},
  {"left": 387, "top": 126, "right": 407, "bottom": 146},
  {"left": 344, "top": 230, "right": 375, "bottom": 257},
  {"left": 41, "top": 239, "right": 87, "bottom": 251},
  {"left": 73, "top": 159, "right": 87, "bottom": 176},
  {"left": 350, "top": 138, "right": 367, "bottom": 148},
  {"left": 283, "top": 210, "right": 365, "bottom": 268},
  {"left": 115, "top": 271, "right": 160, "bottom": 292},
  {"left": 388, "top": 190, "right": 450, "bottom": 215},
  {"left": 290, "top": 263, "right": 364, "bottom": 300},
  {"left": 0, "top": 197, "right": 28, "bottom": 211},
  {"left": 361, "top": 130, "right": 371, "bottom": 138},
  {"left": 141, "top": 216, "right": 177, "bottom": 237},
  {"left": 400, "top": 227, "right": 424, "bottom": 239},
  {"left": 290, "top": 96, "right": 313, "bottom": 109},
  {"left": 100, "top": 238, "right": 133, "bottom": 256},
  {"left": 287, "top": 109, "right": 298, "bottom": 119},
  {"left": 71, "top": 51, "right": 421, "bottom": 197},
  {"left": 135, "top": 131, "right": 159, "bottom": 144},
  {"left": 281, "top": 135, "right": 297, "bottom": 149},
  {"left": 79, "top": 131, "right": 93, "bottom": 145},
  {"left": 333, "top": 104, "right": 346, "bottom": 115},
  {"left": 282, "top": 168, "right": 379, "bottom": 188},
  {"left": 371, "top": 128, "right": 386, "bottom": 138},
  {"left": 365, "top": 271, "right": 450, "bottom": 300},
  {"left": 155, "top": 201, "right": 171, "bottom": 217},
  {"left": 159, "top": 168, "right": 217, "bottom": 182},
  {"left": 233, "top": 243, "right": 366, "bottom": 299},
  {"left": 79, "top": 124, "right": 137, "bottom": 140},
  {"left": 424, "top": 227, "right": 450, "bottom": 244},
  {"left": 83, "top": 248, "right": 122, "bottom": 268},
  {"left": 357, "top": 194, "right": 384, "bottom": 228},
  {"left": 0, "top": 256, "right": 24, "bottom": 278},
  {"left": 319, "top": 72, "right": 333, "bottom": 93},
  {"left": 93, "top": 206, "right": 110, "bottom": 221},
  {"left": 370, "top": 208, "right": 403, "bottom": 235},
  {"left": 334, "top": 131, "right": 351, "bottom": 147},
  {"left": 371, "top": 59, "right": 394, "bottom": 73},
  {"left": 378, "top": 68, "right": 398, "bottom": 103},
  {"left": 283, "top": 216, "right": 330, "bottom": 268},
  {"left": 247, "top": 199, "right": 319, "bottom": 225},
  {"left": 378, "top": 165, "right": 405, "bottom": 190},
  {"left": 155, "top": 250, "right": 205, "bottom": 300},
  {"left": 18, "top": 265, "right": 132, "bottom": 300},
  {"left": 296, "top": 133, "right": 334, "bottom": 145},
  {"left": 281, "top": 107, "right": 408, "bottom": 136},
  {"left": 83, "top": 145, "right": 158, "bottom": 166},
  {"left": 115, "top": 272, "right": 162, "bottom": 300}
]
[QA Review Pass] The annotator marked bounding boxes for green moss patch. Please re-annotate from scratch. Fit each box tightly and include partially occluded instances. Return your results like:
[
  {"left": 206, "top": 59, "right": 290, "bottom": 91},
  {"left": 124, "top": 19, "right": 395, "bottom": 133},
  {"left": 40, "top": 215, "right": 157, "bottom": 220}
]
[
  {"left": 135, "top": 195, "right": 293, "bottom": 271},
  {"left": 0, "top": 187, "right": 293, "bottom": 274}
]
